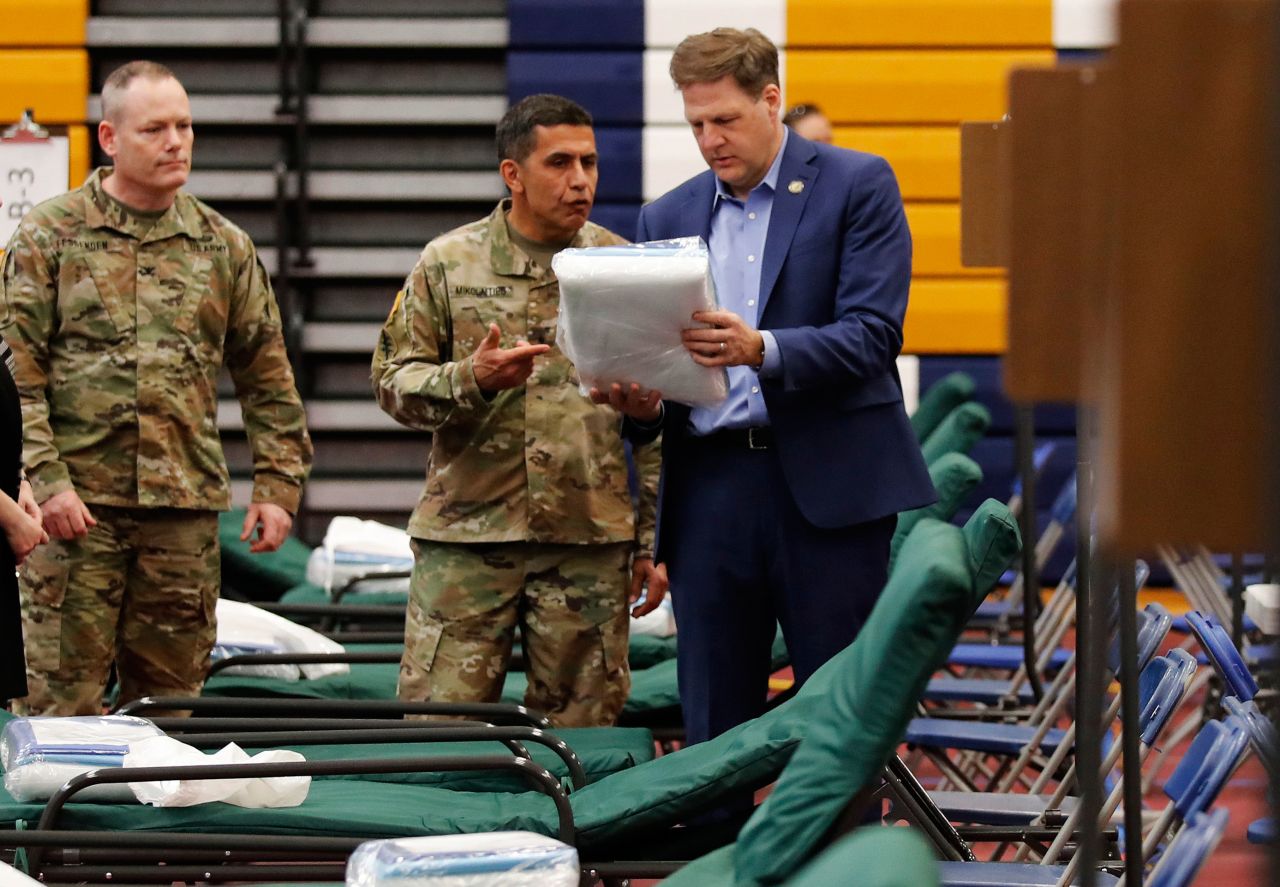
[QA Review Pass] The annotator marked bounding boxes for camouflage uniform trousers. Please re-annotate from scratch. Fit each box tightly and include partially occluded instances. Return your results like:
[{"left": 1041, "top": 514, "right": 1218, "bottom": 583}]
[
  {"left": 14, "top": 506, "right": 220, "bottom": 716},
  {"left": 398, "top": 539, "right": 632, "bottom": 727}
]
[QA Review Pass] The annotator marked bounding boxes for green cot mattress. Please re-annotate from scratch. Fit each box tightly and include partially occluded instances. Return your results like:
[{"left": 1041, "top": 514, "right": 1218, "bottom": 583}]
[
  {"left": 255, "top": 726, "right": 655, "bottom": 791},
  {"left": 0, "top": 778, "right": 562, "bottom": 842},
  {"left": 201, "top": 644, "right": 683, "bottom": 716}
]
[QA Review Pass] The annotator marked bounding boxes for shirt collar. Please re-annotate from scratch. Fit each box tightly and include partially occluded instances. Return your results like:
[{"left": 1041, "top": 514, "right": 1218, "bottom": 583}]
[
  {"left": 713, "top": 126, "right": 789, "bottom": 207},
  {"left": 83, "top": 167, "right": 201, "bottom": 243},
  {"left": 487, "top": 198, "right": 596, "bottom": 278}
]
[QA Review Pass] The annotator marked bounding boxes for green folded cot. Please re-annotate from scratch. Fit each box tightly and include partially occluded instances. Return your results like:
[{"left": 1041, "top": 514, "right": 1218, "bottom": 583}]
[
  {"left": 661, "top": 500, "right": 1020, "bottom": 886},
  {"left": 920, "top": 401, "right": 991, "bottom": 466},
  {"left": 911, "top": 371, "right": 976, "bottom": 443}
]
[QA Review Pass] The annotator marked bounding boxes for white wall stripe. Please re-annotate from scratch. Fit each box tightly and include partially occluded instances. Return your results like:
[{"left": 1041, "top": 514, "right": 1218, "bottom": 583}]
[
  {"left": 642, "top": 125, "right": 707, "bottom": 201},
  {"left": 1053, "top": 0, "right": 1117, "bottom": 49},
  {"left": 644, "top": 48, "right": 789, "bottom": 125},
  {"left": 644, "top": 0, "right": 786, "bottom": 49}
]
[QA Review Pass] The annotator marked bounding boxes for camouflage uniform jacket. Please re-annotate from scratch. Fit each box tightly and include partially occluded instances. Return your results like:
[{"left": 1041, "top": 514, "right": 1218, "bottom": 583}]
[
  {"left": 0, "top": 168, "right": 312, "bottom": 513},
  {"left": 372, "top": 200, "right": 660, "bottom": 549}
]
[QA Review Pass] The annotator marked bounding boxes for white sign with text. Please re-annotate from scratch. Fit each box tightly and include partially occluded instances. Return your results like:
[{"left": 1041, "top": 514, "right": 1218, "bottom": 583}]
[{"left": 1, "top": 137, "right": 70, "bottom": 245}]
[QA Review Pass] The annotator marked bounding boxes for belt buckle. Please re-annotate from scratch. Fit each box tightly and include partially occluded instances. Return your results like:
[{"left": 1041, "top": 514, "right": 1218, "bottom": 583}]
[{"left": 747, "top": 427, "right": 768, "bottom": 450}]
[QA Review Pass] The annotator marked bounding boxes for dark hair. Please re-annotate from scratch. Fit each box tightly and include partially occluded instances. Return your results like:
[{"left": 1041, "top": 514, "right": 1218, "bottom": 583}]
[
  {"left": 101, "top": 61, "right": 180, "bottom": 121},
  {"left": 783, "top": 103, "right": 824, "bottom": 127},
  {"left": 669, "top": 28, "right": 779, "bottom": 98},
  {"left": 496, "top": 94, "right": 593, "bottom": 163}
]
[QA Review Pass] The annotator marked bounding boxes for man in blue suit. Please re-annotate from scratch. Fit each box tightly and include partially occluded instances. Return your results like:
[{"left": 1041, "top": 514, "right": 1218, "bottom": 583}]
[{"left": 596, "top": 27, "right": 936, "bottom": 745}]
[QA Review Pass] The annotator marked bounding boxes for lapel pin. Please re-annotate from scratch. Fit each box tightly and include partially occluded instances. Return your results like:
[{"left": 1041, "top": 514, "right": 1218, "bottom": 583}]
[{"left": 788, "top": 179, "right": 804, "bottom": 194}]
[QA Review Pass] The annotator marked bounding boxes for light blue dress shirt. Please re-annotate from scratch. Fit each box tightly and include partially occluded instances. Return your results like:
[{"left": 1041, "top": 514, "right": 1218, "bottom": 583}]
[{"left": 689, "top": 128, "right": 788, "bottom": 434}]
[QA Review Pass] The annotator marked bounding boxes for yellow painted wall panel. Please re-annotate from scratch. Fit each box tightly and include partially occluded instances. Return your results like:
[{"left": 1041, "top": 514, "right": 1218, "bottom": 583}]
[
  {"left": 903, "top": 278, "right": 1007, "bottom": 354},
  {"left": 789, "top": 0, "right": 1051, "bottom": 47},
  {"left": 68, "top": 124, "right": 90, "bottom": 188},
  {"left": 833, "top": 126, "right": 960, "bottom": 200},
  {"left": 0, "top": 0, "right": 87, "bottom": 46},
  {"left": 788, "top": 50, "right": 1055, "bottom": 124},
  {"left": 0, "top": 50, "right": 88, "bottom": 124},
  {"left": 906, "top": 203, "right": 1003, "bottom": 277}
]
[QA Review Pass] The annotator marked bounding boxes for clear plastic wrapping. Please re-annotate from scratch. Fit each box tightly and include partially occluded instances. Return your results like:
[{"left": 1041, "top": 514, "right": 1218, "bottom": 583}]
[
  {"left": 346, "top": 833, "right": 579, "bottom": 887},
  {"left": 1, "top": 715, "right": 161, "bottom": 802},
  {"left": 305, "top": 516, "right": 415, "bottom": 598},
  {"left": 124, "top": 735, "right": 310, "bottom": 808},
  {"left": 553, "top": 237, "right": 729, "bottom": 407},
  {"left": 213, "top": 598, "right": 349, "bottom": 681}
]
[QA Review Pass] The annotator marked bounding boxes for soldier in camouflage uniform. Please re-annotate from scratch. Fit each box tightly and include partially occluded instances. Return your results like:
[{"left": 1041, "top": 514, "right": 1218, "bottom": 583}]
[
  {"left": 372, "top": 94, "right": 665, "bottom": 727},
  {"left": 0, "top": 61, "right": 312, "bottom": 715}
]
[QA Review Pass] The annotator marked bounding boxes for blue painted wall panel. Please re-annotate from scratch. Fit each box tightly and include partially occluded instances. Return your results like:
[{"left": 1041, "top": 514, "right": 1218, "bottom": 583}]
[
  {"left": 589, "top": 202, "right": 642, "bottom": 238},
  {"left": 918, "top": 355, "right": 1077, "bottom": 435},
  {"left": 593, "top": 127, "right": 643, "bottom": 202},
  {"left": 508, "top": 0, "right": 644, "bottom": 48},
  {"left": 508, "top": 51, "right": 644, "bottom": 124}
]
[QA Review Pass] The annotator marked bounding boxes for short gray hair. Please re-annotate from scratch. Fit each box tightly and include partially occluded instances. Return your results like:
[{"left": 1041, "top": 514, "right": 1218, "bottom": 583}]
[{"left": 101, "top": 60, "right": 180, "bottom": 122}]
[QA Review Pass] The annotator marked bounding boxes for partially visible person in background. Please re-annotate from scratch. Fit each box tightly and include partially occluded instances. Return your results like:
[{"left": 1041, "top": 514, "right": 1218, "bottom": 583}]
[
  {"left": 1, "top": 272, "right": 47, "bottom": 703},
  {"left": 783, "top": 103, "right": 834, "bottom": 144}
]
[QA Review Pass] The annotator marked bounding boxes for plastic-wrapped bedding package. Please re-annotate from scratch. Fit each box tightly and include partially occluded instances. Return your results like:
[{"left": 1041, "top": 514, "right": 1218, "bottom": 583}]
[
  {"left": 553, "top": 237, "right": 730, "bottom": 407},
  {"left": 1, "top": 715, "right": 162, "bottom": 802},
  {"left": 346, "top": 833, "right": 579, "bottom": 887},
  {"left": 212, "top": 598, "right": 349, "bottom": 681},
  {"left": 306, "top": 516, "right": 415, "bottom": 597},
  {"left": 1, "top": 859, "right": 42, "bottom": 886}
]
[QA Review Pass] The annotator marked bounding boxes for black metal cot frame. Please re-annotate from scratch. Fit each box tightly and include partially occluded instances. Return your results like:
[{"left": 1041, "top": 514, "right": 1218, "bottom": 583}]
[
  {"left": 0, "top": 708, "right": 730, "bottom": 884},
  {"left": 116, "top": 697, "right": 591, "bottom": 787},
  {"left": 8, "top": 693, "right": 703, "bottom": 883},
  {"left": 9, "top": 750, "right": 571, "bottom": 883}
]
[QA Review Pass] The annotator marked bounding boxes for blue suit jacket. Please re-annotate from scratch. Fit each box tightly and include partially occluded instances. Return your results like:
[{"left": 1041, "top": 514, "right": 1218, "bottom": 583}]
[{"left": 629, "top": 133, "right": 936, "bottom": 554}]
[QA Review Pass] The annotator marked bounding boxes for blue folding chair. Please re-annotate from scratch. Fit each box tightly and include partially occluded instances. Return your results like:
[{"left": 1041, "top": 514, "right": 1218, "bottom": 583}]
[
  {"left": 1036, "top": 649, "right": 1200, "bottom": 878},
  {"left": 1184, "top": 611, "right": 1260, "bottom": 702},
  {"left": 1222, "top": 696, "right": 1277, "bottom": 847},
  {"left": 926, "top": 647, "right": 1196, "bottom": 835},
  {"left": 908, "top": 593, "right": 1163, "bottom": 795},
  {"left": 1147, "top": 808, "right": 1230, "bottom": 887},
  {"left": 935, "top": 715, "right": 1251, "bottom": 887}
]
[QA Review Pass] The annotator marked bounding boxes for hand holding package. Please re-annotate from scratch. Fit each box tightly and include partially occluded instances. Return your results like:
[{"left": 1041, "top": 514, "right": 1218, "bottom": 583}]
[{"left": 553, "top": 238, "right": 729, "bottom": 407}]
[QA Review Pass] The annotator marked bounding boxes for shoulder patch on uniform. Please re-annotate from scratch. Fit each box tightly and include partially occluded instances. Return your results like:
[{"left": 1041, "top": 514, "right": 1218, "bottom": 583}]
[{"left": 453, "top": 285, "right": 512, "bottom": 297}]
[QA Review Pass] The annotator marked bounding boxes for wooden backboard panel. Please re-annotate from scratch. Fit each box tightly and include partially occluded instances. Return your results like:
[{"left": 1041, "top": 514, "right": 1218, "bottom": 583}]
[
  {"left": 960, "top": 120, "right": 1007, "bottom": 269},
  {"left": 1099, "top": 0, "right": 1278, "bottom": 552},
  {"left": 1003, "top": 65, "right": 1104, "bottom": 404}
]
